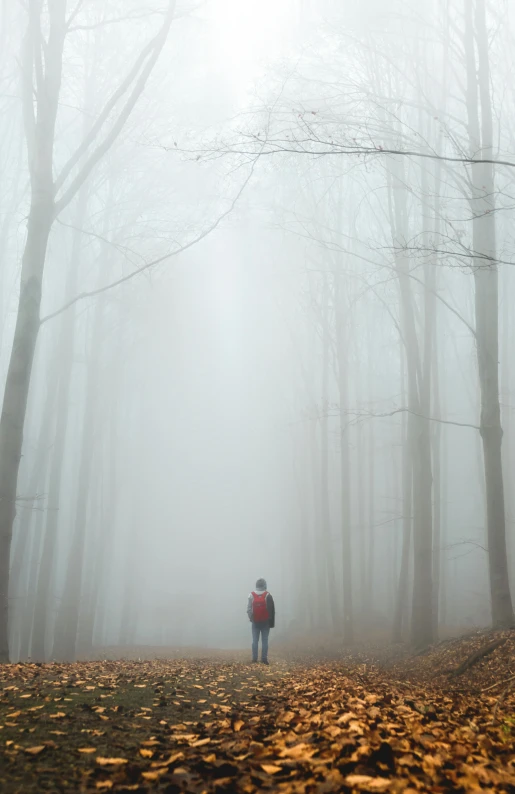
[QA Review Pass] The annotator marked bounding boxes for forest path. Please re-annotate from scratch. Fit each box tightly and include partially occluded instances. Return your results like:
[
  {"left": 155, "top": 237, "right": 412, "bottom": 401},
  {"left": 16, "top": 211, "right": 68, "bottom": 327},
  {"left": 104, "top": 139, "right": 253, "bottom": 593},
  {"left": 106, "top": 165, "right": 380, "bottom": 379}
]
[{"left": 0, "top": 649, "right": 514, "bottom": 792}]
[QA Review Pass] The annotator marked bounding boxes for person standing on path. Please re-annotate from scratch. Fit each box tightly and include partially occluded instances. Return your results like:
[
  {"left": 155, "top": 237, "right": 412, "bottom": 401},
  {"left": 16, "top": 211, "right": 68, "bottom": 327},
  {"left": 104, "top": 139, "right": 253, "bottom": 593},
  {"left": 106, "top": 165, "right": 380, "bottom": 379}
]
[{"left": 247, "top": 578, "right": 275, "bottom": 665}]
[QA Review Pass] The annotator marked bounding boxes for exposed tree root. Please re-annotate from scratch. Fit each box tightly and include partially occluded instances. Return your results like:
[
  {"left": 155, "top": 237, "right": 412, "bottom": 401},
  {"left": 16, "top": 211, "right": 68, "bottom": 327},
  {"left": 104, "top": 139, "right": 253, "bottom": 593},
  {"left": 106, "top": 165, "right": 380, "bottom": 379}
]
[
  {"left": 448, "top": 638, "right": 507, "bottom": 677},
  {"left": 482, "top": 672, "right": 515, "bottom": 693}
]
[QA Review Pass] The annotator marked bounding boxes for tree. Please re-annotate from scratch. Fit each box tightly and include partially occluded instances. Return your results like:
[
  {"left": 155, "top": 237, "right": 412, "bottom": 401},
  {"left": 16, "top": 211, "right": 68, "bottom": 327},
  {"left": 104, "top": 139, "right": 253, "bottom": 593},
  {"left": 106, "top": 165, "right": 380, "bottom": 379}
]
[
  {"left": 0, "top": 0, "right": 176, "bottom": 662},
  {"left": 216, "top": 0, "right": 515, "bottom": 639},
  {"left": 463, "top": 0, "right": 514, "bottom": 627}
]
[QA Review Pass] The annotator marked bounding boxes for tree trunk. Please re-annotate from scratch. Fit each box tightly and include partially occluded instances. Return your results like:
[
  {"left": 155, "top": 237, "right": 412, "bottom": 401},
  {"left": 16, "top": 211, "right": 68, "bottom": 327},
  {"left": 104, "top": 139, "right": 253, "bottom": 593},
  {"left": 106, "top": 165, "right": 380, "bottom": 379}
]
[
  {"left": 501, "top": 263, "right": 514, "bottom": 589},
  {"left": 0, "top": 207, "right": 52, "bottom": 661},
  {"left": 30, "top": 353, "right": 75, "bottom": 661},
  {"left": 18, "top": 503, "right": 46, "bottom": 660},
  {"left": 308, "top": 408, "right": 327, "bottom": 625},
  {"left": 366, "top": 416, "right": 375, "bottom": 618},
  {"left": 393, "top": 354, "right": 412, "bottom": 643},
  {"left": 52, "top": 290, "right": 106, "bottom": 661},
  {"left": 354, "top": 355, "right": 367, "bottom": 620},
  {"left": 334, "top": 273, "right": 353, "bottom": 642},
  {"left": 320, "top": 273, "right": 339, "bottom": 630},
  {"left": 388, "top": 159, "right": 434, "bottom": 648},
  {"left": 0, "top": 1, "right": 66, "bottom": 662},
  {"left": 78, "top": 390, "right": 120, "bottom": 656},
  {"left": 293, "top": 448, "right": 314, "bottom": 631},
  {"left": 0, "top": 1, "right": 174, "bottom": 661},
  {"left": 440, "top": 417, "right": 449, "bottom": 631},
  {"left": 31, "top": 188, "right": 87, "bottom": 662},
  {"left": 420, "top": 155, "right": 438, "bottom": 643},
  {"left": 464, "top": 0, "right": 514, "bottom": 627}
]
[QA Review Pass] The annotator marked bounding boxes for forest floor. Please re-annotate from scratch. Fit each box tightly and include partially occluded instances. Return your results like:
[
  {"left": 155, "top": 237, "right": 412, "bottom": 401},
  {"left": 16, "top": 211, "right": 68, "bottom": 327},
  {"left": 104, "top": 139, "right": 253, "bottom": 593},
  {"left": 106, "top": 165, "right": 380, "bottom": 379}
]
[{"left": 1, "top": 629, "right": 515, "bottom": 793}]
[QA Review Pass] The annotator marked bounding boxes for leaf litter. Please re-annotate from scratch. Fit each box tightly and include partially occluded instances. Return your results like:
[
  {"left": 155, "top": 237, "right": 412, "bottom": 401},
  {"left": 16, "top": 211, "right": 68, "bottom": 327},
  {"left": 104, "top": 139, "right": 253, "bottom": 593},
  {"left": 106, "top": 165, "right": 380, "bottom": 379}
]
[{"left": 0, "top": 631, "right": 514, "bottom": 792}]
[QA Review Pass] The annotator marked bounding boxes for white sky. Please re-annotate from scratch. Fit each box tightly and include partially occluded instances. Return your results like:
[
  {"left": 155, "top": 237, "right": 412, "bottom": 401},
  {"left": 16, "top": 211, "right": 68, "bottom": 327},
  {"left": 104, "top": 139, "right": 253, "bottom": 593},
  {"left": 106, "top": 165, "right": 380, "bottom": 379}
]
[{"left": 210, "top": 0, "right": 296, "bottom": 95}]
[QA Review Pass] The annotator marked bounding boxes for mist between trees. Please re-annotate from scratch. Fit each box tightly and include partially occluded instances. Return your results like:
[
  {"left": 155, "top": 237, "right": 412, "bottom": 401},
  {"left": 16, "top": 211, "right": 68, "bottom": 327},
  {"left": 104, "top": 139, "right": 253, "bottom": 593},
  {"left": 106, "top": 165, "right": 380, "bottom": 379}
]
[{"left": 0, "top": 0, "right": 514, "bottom": 663}]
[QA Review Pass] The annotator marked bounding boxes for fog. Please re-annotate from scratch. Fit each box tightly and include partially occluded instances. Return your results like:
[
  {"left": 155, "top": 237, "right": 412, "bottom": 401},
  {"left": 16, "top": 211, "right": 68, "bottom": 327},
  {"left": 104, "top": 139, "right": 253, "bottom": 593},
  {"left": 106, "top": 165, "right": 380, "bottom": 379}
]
[{"left": 1, "top": 0, "right": 514, "bottom": 662}]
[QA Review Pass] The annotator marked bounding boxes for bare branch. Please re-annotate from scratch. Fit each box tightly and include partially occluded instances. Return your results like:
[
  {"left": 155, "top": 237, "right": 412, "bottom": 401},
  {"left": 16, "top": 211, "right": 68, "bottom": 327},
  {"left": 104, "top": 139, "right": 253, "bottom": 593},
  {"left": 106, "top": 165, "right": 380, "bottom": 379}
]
[
  {"left": 285, "top": 221, "right": 477, "bottom": 338},
  {"left": 334, "top": 406, "right": 480, "bottom": 432},
  {"left": 195, "top": 131, "right": 515, "bottom": 169},
  {"left": 65, "top": 0, "right": 85, "bottom": 30},
  {"left": 54, "top": 1, "right": 175, "bottom": 209},
  {"left": 40, "top": 160, "right": 257, "bottom": 324}
]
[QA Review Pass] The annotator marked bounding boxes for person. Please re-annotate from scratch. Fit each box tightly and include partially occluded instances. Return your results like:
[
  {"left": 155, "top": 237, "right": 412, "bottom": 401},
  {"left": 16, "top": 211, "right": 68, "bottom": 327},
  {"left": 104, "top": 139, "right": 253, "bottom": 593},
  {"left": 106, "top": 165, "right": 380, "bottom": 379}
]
[{"left": 247, "top": 578, "right": 275, "bottom": 665}]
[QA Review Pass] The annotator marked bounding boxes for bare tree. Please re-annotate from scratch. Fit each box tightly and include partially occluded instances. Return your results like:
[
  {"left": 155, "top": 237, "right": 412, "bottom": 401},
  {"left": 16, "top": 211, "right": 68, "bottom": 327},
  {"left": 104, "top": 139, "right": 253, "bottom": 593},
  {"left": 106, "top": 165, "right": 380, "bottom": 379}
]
[
  {"left": 463, "top": 0, "right": 514, "bottom": 627},
  {"left": 0, "top": 0, "right": 176, "bottom": 662}
]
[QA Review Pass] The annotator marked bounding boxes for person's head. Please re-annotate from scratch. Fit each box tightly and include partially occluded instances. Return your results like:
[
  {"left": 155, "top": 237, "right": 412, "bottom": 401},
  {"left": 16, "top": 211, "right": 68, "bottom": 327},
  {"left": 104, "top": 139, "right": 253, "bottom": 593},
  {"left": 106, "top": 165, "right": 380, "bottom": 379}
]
[{"left": 256, "top": 578, "right": 267, "bottom": 591}]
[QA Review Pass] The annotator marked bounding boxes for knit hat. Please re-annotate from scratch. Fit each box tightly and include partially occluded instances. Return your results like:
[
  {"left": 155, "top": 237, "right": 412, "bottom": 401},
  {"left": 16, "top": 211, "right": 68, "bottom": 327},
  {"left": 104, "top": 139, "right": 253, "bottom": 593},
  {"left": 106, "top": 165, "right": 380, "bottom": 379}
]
[{"left": 255, "top": 578, "right": 267, "bottom": 591}]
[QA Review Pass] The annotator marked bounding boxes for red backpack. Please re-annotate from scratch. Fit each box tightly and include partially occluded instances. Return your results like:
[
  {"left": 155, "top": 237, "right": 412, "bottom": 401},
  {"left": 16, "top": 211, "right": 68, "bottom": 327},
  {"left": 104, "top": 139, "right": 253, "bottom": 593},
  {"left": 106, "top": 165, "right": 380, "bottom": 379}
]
[{"left": 252, "top": 591, "right": 270, "bottom": 622}]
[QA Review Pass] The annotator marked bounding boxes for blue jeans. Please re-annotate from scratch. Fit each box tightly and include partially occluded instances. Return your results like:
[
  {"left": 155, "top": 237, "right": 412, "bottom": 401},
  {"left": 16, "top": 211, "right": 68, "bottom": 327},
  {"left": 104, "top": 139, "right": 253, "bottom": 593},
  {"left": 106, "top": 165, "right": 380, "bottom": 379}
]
[{"left": 252, "top": 621, "right": 270, "bottom": 662}]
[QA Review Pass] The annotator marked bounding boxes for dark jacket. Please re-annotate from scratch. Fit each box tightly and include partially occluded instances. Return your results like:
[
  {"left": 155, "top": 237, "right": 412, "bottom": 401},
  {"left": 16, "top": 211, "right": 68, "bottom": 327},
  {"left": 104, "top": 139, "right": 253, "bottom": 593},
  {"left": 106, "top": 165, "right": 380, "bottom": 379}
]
[{"left": 247, "top": 590, "right": 275, "bottom": 628}]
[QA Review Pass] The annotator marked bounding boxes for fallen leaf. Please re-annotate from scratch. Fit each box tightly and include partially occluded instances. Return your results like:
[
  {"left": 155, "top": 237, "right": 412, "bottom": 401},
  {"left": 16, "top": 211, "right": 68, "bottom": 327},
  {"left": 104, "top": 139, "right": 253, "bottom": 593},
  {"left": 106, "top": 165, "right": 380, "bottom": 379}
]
[
  {"left": 78, "top": 747, "right": 97, "bottom": 754},
  {"left": 261, "top": 764, "right": 282, "bottom": 774},
  {"left": 24, "top": 746, "right": 46, "bottom": 755},
  {"left": 190, "top": 737, "right": 211, "bottom": 747},
  {"left": 279, "top": 742, "right": 316, "bottom": 760},
  {"left": 95, "top": 757, "right": 128, "bottom": 766},
  {"left": 345, "top": 775, "right": 392, "bottom": 791},
  {"left": 151, "top": 751, "right": 185, "bottom": 768},
  {"left": 142, "top": 770, "right": 165, "bottom": 781}
]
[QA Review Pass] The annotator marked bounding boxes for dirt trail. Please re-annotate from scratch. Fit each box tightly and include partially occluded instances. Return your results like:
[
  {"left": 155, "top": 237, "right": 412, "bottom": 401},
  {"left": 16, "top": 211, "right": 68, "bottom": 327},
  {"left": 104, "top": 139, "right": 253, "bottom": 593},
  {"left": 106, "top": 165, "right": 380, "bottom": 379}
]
[{"left": 1, "top": 640, "right": 514, "bottom": 792}]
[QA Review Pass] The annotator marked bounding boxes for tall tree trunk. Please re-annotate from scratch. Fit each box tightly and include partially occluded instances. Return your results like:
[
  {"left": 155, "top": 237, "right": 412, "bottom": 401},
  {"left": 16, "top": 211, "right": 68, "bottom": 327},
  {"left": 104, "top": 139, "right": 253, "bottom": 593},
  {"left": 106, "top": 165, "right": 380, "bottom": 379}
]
[
  {"left": 388, "top": 159, "right": 434, "bottom": 648},
  {"left": 439, "top": 395, "right": 449, "bottom": 631},
  {"left": 420, "top": 154, "right": 438, "bottom": 642},
  {"left": 0, "top": 2, "right": 66, "bottom": 662},
  {"left": 78, "top": 389, "right": 120, "bottom": 656},
  {"left": 7, "top": 369, "right": 58, "bottom": 658},
  {"left": 293, "top": 447, "right": 314, "bottom": 631},
  {"left": 52, "top": 291, "right": 106, "bottom": 661},
  {"left": 320, "top": 273, "right": 339, "bottom": 630},
  {"left": 366, "top": 414, "right": 375, "bottom": 618},
  {"left": 501, "top": 262, "right": 514, "bottom": 587},
  {"left": 393, "top": 351, "right": 412, "bottom": 642},
  {"left": 18, "top": 503, "right": 46, "bottom": 660},
  {"left": 0, "top": 212, "right": 53, "bottom": 662},
  {"left": 334, "top": 273, "right": 353, "bottom": 642},
  {"left": 0, "top": 0, "right": 174, "bottom": 662},
  {"left": 308, "top": 409, "right": 327, "bottom": 625},
  {"left": 355, "top": 355, "right": 367, "bottom": 620},
  {"left": 30, "top": 188, "right": 88, "bottom": 662},
  {"left": 432, "top": 326, "right": 442, "bottom": 637},
  {"left": 464, "top": 0, "right": 514, "bottom": 626}
]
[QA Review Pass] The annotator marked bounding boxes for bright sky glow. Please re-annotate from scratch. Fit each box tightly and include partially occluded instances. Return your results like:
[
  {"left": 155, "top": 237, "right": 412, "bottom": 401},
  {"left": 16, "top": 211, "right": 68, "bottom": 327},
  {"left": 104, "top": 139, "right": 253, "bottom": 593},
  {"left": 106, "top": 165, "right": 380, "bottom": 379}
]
[{"left": 211, "top": 0, "right": 294, "bottom": 95}]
